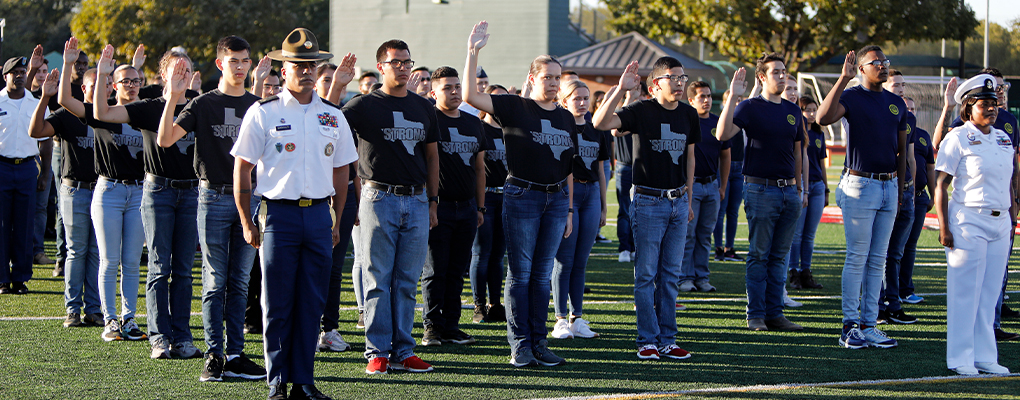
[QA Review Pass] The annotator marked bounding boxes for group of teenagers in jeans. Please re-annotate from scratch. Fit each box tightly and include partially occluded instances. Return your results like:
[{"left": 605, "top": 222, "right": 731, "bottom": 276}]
[{"left": 3, "top": 17, "right": 1015, "bottom": 400}]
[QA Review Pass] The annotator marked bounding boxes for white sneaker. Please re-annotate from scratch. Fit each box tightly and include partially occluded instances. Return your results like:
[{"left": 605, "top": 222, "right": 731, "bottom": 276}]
[
  {"left": 317, "top": 329, "right": 352, "bottom": 352},
  {"left": 618, "top": 251, "right": 631, "bottom": 263},
  {"left": 975, "top": 362, "right": 1010, "bottom": 374},
  {"left": 551, "top": 319, "right": 573, "bottom": 339},
  {"left": 783, "top": 287, "right": 802, "bottom": 307},
  {"left": 570, "top": 318, "right": 599, "bottom": 338},
  {"left": 953, "top": 366, "right": 979, "bottom": 375}
]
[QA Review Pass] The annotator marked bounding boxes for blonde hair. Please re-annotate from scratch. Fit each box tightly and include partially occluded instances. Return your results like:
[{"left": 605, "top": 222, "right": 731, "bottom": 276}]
[{"left": 558, "top": 79, "right": 589, "bottom": 105}]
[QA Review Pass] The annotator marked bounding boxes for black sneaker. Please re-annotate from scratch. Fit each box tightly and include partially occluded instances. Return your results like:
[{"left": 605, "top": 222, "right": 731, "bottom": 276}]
[
  {"left": 995, "top": 328, "right": 1020, "bottom": 341},
  {"left": 1003, "top": 305, "right": 1020, "bottom": 319},
  {"left": 596, "top": 234, "right": 611, "bottom": 243},
  {"left": 714, "top": 247, "right": 725, "bottom": 261},
  {"left": 223, "top": 354, "right": 267, "bottom": 380},
  {"left": 121, "top": 318, "right": 147, "bottom": 340},
  {"left": 83, "top": 313, "right": 105, "bottom": 327},
  {"left": 11, "top": 282, "right": 28, "bottom": 295},
  {"left": 887, "top": 309, "right": 917, "bottom": 324},
  {"left": 441, "top": 328, "right": 476, "bottom": 345},
  {"left": 723, "top": 249, "right": 744, "bottom": 262},
  {"left": 472, "top": 305, "right": 486, "bottom": 323},
  {"left": 200, "top": 353, "right": 225, "bottom": 382},
  {"left": 63, "top": 313, "right": 83, "bottom": 328},
  {"left": 421, "top": 325, "right": 442, "bottom": 346},
  {"left": 484, "top": 303, "right": 506, "bottom": 323},
  {"left": 876, "top": 310, "right": 890, "bottom": 325},
  {"left": 290, "top": 384, "right": 332, "bottom": 400},
  {"left": 0, "top": 282, "right": 10, "bottom": 294}
]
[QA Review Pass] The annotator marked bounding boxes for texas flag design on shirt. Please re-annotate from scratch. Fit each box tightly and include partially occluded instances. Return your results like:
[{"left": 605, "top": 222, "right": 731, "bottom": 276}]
[
  {"left": 442, "top": 127, "right": 480, "bottom": 166},
  {"left": 576, "top": 134, "right": 600, "bottom": 170},
  {"left": 651, "top": 123, "right": 687, "bottom": 164},
  {"left": 383, "top": 111, "right": 426, "bottom": 155},
  {"left": 531, "top": 119, "right": 573, "bottom": 161}
]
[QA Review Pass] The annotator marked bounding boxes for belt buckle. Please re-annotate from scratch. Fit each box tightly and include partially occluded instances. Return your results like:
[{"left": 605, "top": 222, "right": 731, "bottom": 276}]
[
  {"left": 991, "top": 210, "right": 1001, "bottom": 217},
  {"left": 14, "top": 158, "right": 24, "bottom": 165},
  {"left": 299, "top": 199, "right": 312, "bottom": 207},
  {"left": 666, "top": 189, "right": 679, "bottom": 200},
  {"left": 776, "top": 179, "right": 788, "bottom": 188}
]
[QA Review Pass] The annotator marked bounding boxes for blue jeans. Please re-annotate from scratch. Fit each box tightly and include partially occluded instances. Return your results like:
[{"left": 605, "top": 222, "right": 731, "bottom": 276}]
[
  {"left": 470, "top": 191, "right": 505, "bottom": 306},
  {"left": 33, "top": 155, "right": 51, "bottom": 255},
  {"left": 323, "top": 183, "right": 358, "bottom": 332},
  {"left": 198, "top": 187, "right": 258, "bottom": 354},
  {"left": 423, "top": 199, "right": 478, "bottom": 331},
  {"left": 351, "top": 224, "right": 364, "bottom": 312},
  {"left": 53, "top": 145, "right": 66, "bottom": 263},
  {"left": 786, "top": 181, "right": 826, "bottom": 272},
  {"left": 0, "top": 160, "right": 37, "bottom": 284},
  {"left": 60, "top": 184, "right": 100, "bottom": 315},
  {"left": 880, "top": 190, "right": 915, "bottom": 312},
  {"left": 632, "top": 190, "right": 689, "bottom": 347},
  {"left": 681, "top": 180, "right": 719, "bottom": 283},
  {"left": 714, "top": 161, "right": 744, "bottom": 249},
  {"left": 743, "top": 183, "right": 800, "bottom": 320},
  {"left": 553, "top": 181, "right": 601, "bottom": 318},
  {"left": 503, "top": 181, "right": 568, "bottom": 354},
  {"left": 359, "top": 187, "right": 429, "bottom": 361},
  {"left": 615, "top": 164, "right": 634, "bottom": 253},
  {"left": 835, "top": 174, "right": 898, "bottom": 326},
  {"left": 899, "top": 192, "right": 930, "bottom": 298},
  {"left": 143, "top": 181, "right": 199, "bottom": 345},
  {"left": 92, "top": 178, "right": 144, "bottom": 322}
]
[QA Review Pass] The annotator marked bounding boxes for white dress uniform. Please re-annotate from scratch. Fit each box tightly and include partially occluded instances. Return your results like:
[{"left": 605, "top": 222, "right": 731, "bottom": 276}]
[{"left": 936, "top": 117, "right": 1013, "bottom": 372}]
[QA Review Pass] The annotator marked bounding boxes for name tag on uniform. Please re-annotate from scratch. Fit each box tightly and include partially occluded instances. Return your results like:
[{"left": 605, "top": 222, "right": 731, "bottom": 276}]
[
  {"left": 276, "top": 125, "right": 291, "bottom": 131},
  {"left": 0, "top": 111, "right": 7, "bottom": 117}
]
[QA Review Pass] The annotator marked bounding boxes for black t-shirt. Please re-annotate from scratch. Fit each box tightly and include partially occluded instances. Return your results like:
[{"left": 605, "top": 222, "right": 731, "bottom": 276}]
[
  {"left": 571, "top": 122, "right": 610, "bottom": 182},
  {"left": 46, "top": 108, "right": 97, "bottom": 182},
  {"left": 481, "top": 122, "right": 508, "bottom": 188},
  {"left": 124, "top": 97, "right": 197, "bottom": 180},
  {"left": 489, "top": 94, "right": 576, "bottom": 185},
  {"left": 33, "top": 84, "right": 84, "bottom": 112},
  {"left": 138, "top": 85, "right": 199, "bottom": 101},
  {"left": 342, "top": 90, "right": 440, "bottom": 186},
  {"left": 693, "top": 113, "right": 730, "bottom": 178},
  {"left": 175, "top": 89, "right": 260, "bottom": 184},
  {"left": 807, "top": 128, "right": 828, "bottom": 182},
  {"left": 616, "top": 99, "right": 701, "bottom": 189},
  {"left": 435, "top": 110, "right": 491, "bottom": 201},
  {"left": 83, "top": 103, "right": 145, "bottom": 181},
  {"left": 732, "top": 97, "right": 804, "bottom": 180},
  {"left": 614, "top": 134, "right": 634, "bottom": 166}
]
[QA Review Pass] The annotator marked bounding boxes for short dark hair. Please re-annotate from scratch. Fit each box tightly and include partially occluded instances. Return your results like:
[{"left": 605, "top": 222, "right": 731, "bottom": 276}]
[
  {"left": 977, "top": 68, "right": 1003, "bottom": 78},
  {"left": 359, "top": 71, "right": 378, "bottom": 81},
  {"left": 485, "top": 84, "right": 508, "bottom": 94},
  {"left": 686, "top": 80, "right": 711, "bottom": 100},
  {"left": 856, "top": 45, "right": 883, "bottom": 65},
  {"left": 316, "top": 63, "right": 337, "bottom": 78},
  {"left": 650, "top": 57, "right": 683, "bottom": 82},
  {"left": 82, "top": 68, "right": 99, "bottom": 86},
  {"left": 376, "top": 39, "right": 410, "bottom": 62},
  {"left": 561, "top": 70, "right": 578, "bottom": 77},
  {"left": 411, "top": 66, "right": 429, "bottom": 74},
  {"left": 889, "top": 69, "right": 903, "bottom": 77},
  {"left": 755, "top": 53, "right": 785, "bottom": 80},
  {"left": 41, "top": 59, "right": 49, "bottom": 66},
  {"left": 216, "top": 36, "right": 251, "bottom": 58},
  {"left": 268, "top": 69, "right": 280, "bottom": 78},
  {"left": 639, "top": 80, "right": 649, "bottom": 96},
  {"left": 430, "top": 66, "right": 458, "bottom": 82}
]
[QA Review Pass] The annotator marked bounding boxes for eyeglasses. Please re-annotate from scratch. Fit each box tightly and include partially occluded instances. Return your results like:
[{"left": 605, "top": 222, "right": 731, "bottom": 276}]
[
  {"left": 116, "top": 78, "right": 143, "bottom": 87},
  {"left": 864, "top": 59, "right": 891, "bottom": 68},
  {"left": 382, "top": 59, "right": 415, "bottom": 70},
  {"left": 974, "top": 99, "right": 999, "bottom": 109},
  {"left": 996, "top": 83, "right": 1011, "bottom": 93},
  {"left": 653, "top": 74, "right": 689, "bottom": 84}
]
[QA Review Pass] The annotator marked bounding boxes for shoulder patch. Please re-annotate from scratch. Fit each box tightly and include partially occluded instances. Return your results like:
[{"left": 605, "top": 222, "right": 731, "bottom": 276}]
[{"left": 258, "top": 95, "right": 280, "bottom": 105}]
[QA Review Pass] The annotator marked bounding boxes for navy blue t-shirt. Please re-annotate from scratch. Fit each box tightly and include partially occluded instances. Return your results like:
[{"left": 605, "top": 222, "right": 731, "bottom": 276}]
[
  {"left": 616, "top": 99, "right": 701, "bottom": 189},
  {"left": 839, "top": 86, "right": 908, "bottom": 173},
  {"left": 912, "top": 127, "right": 935, "bottom": 190},
  {"left": 693, "top": 113, "right": 730, "bottom": 178},
  {"left": 807, "top": 127, "right": 827, "bottom": 182},
  {"left": 728, "top": 129, "right": 745, "bottom": 162},
  {"left": 571, "top": 123, "right": 611, "bottom": 182},
  {"left": 950, "top": 108, "right": 1019, "bottom": 149},
  {"left": 732, "top": 97, "right": 803, "bottom": 180}
]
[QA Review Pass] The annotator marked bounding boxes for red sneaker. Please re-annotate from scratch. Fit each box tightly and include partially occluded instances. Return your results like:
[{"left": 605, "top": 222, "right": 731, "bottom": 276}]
[
  {"left": 637, "top": 344, "right": 660, "bottom": 360},
  {"left": 365, "top": 357, "right": 388, "bottom": 375},
  {"left": 658, "top": 344, "right": 691, "bottom": 360},
  {"left": 390, "top": 355, "right": 434, "bottom": 372}
]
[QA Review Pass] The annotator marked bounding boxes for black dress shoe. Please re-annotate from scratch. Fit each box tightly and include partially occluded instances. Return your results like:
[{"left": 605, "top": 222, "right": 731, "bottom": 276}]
[
  {"left": 1002, "top": 305, "right": 1020, "bottom": 319},
  {"left": 12, "top": 282, "right": 28, "bottom": 295},
  {"left": 0, "top": 282, "right": 11, "bottom": 294},
  {"left": 267, "top": 383, "right": 287, "bottom": 400},
  {"left": 291, "top": 384, "right": 332, "bottom": 400}
]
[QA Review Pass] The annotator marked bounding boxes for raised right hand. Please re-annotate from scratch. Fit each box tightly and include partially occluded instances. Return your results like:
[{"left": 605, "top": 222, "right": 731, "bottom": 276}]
[
  {"left": 169, "top": 58, "right": 189, "bottom": 96},
  {"left": 729, "top": 67, "right": 747, "bottom": 97},
  {"left": 63, "top": 38, "right": 80, "bottom": 65},
  {"left": 253, "top": 55, "right": 272, "bottom": 82},
  {"left": 840, "top": 50, "right": 857, "bottom": 79},
  {"left": 468, "top": 21, "right": 490, "bottom": 52},
  {"left": 97, "top": 44, "right": 116, "bottom": 75},
  {"left": 943, "top": 77, "right": 958, "bottom": 107},
  {"left": 618, "top": 61, "right": 640, "bottom": 91}
]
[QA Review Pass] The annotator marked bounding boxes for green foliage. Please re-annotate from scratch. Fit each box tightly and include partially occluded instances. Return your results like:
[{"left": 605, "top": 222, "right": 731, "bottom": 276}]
[
  {"left": 603, "top": 0, "right": 981, "bottom": 72},
  {"left": 884, "top": 19, "right": 1020, "bottom": 76},
  {"left": 0, "top": 0, "right": 78, "bottom": 61}
]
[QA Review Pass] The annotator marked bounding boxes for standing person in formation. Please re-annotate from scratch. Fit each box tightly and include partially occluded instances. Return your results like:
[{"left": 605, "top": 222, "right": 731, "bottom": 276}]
[
  {"left": 716, "top": 55, "right": 805, "bottom": 332},
  {"left": 551, "top": 79, "right": 609, "bottom": 340},
  {"left": 93, "top": 44, "right": 203, "bottom": 360},
  {"left": 935, "top": 74, "right": 1014, "bottom": 376},
  {"left": 594, "top": 57, "right": 699, "bottom": 361},
  {"left": 714, "top": 90, "right": 746, "bottom": 264},
  {"left": 59, "top": 39, "right": 147, "bottom": 341},
  {"left": 420, "top": 66, "right": 489, "bottom": 347},
  {"left": 678, "top": 80, "right": 728, "bottom": 294},
  {"left": 157, "top": 36, "right": 269, "bottom": 380},
  {"left": 470, "top": 84, "right": 510, "bottom": 324},
  {"left": 231, "top": 27, "right": 358, "bottom": 400},
  {"left": 785, "top": 96, "right": 827, "bottom": 291},
  {"left": 463, "top": 21, "right": 575, "bottom": 367},
  {"left": 816, "top": 46, "right": 908, "bottom": 349},
  {"left": 342, "top": 38, "right": 440, "bottom": 375},
  {"left": 897, "top": 96, "right": 936, "bottom": 318}
]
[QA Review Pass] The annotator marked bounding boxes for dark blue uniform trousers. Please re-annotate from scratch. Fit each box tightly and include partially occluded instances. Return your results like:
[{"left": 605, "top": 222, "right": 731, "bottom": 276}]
[
  {"left": 260, "top": 200, "right": 332, "bottom": 386},
  {"left": 0, "top": 160, "right": 38, "bottom": 285}
]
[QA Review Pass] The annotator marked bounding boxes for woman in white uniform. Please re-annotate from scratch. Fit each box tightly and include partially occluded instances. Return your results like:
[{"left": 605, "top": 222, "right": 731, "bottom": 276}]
[{"left": 935, "top": 73, "right": 1014, "bottom": 375}]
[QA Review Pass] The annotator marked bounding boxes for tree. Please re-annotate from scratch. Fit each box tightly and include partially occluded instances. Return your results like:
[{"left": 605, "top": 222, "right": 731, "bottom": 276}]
[
  {"left": 603, "top": 0, "right": 980, "bottom": 72},
  {"left": 0, "top": 0, "right": 79, "bottom": 61}
]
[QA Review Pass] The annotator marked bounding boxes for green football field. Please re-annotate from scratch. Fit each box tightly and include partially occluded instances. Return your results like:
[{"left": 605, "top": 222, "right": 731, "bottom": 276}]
[{"left": 1, "top": 156, "right": 1018, "bottom": 399}]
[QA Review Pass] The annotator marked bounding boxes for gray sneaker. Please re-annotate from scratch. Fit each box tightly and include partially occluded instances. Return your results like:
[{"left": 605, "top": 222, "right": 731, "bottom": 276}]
[
  {"left": 509, "top": 347, "right": 538, "bottom": 367},
  {"left": 532, "top": 339, "right": 566, "bottom": 366},
  {"left": 679, "top": 280, "right": 696, "bottom": 292},
  {"left": 150, "top": 337, "right": 171, "bottom": 359},
  {"left": 693, "top": 279, "right": 716, "bottom": 292},
  {"left": 170, "top": 341, "right": 203, "bottom": 359}
]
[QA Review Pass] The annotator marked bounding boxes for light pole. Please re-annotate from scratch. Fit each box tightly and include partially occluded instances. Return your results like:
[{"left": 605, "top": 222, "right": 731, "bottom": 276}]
[
  {"left": 0, "top": 19, "right": 6, "bottom": 61},
  {"left": 983, "top": 0, "right": 989, "bottom": 68}
]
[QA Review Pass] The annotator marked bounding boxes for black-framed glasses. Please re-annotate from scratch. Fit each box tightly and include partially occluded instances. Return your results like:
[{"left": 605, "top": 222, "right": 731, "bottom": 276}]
[
  {"left": 653, "top": 74, "right": 689, "bottom": 84},
  {"left": 864, "top": 59, "right": 891, "bottom": 68},
  {"left": 382, "top": 59, "right": 415, "bottom": 70},
  {"left": 116, "top": 78, "right": 143, "bottom": 86},
  {"left": 996, "top": 83, "right": 1011, "bottom": 92}
]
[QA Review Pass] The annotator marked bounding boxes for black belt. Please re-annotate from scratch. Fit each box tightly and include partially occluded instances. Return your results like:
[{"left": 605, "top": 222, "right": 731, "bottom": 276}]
[
  {"left": 976, "top": 208, "right": 1004, "bottom": 217},
  {"left": 634, "top": 185, "right": 687, "bottom": 200},
  {"left": 486, "top": 187, "right": 504, "bottom": 194},
  {"left": 0, "top": 155, "right": 33, "bottom": 165},
  {"left": 61, "top": 178, "right": 96, "bottom": 190},
  {"left": 145, "top": 173, "right": 199, "bottom": 189},
  {"left": 264, "top": 197, "right": 328, "bottom": 207},
  {"left": 200, "top": 180, "right": 237, "bottom": 194},
  {"left": 694, "top": 176, "right": 716, "bottom": 184},
  {"left": 365, "top": 180, "right": 424, "bottom": 196},
  {"left": 744, "top": 176, "right": 796, "bottom": 187},
  {"left": 506, "top": 176, "right": 564, "bottom": 193},
  {"left": 98, "top": 176, "right": 143, "bottom": 186},
  {"left": 843, "top": 168, "right": 896, "bottom": 181}
]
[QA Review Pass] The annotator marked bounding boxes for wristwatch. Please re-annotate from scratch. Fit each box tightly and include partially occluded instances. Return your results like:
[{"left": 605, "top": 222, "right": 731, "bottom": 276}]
[
  {"left": 477, "top": 206, "right": 487, "bottom": 214},
  {"left": 428, "top": 196, "right": 439, "bottom": 204}
]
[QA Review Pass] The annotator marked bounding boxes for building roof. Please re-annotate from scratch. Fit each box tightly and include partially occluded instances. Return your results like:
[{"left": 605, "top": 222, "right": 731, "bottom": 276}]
[{"left": 559, "top": 32, "right": 717, "bottom": 75}]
